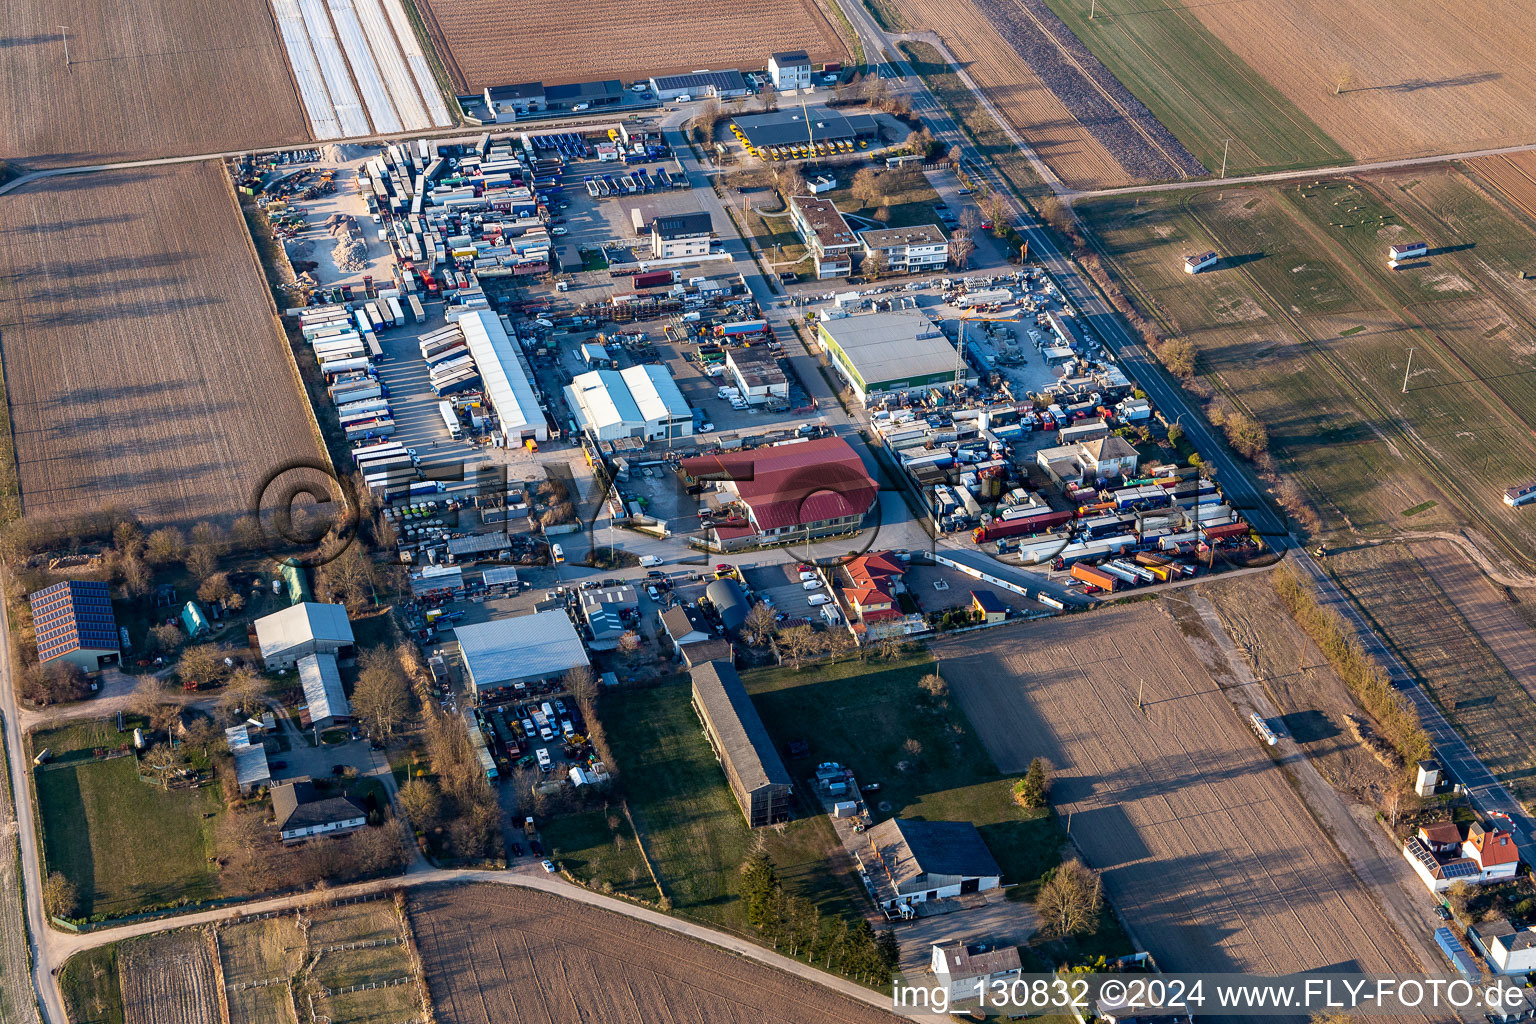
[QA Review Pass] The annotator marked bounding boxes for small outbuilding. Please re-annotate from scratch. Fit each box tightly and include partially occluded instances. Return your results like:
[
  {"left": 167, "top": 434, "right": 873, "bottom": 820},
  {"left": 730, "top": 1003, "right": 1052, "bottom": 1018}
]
[
  {"left": 865, "top": 818, "right": 1002, "bottom": 914},
  {"left": 969, "top": 590, "right": 1006, "bottom": 624}
]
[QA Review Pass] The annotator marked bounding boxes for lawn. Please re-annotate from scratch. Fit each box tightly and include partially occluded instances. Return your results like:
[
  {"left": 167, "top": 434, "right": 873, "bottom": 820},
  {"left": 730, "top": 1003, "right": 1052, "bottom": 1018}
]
[
  {"left": 743, "top": 655, "right": 1061, "bottom": 894},
  {"left": 825, "top": 171, "right": 948, "bottom": 231},
  {"left": 598, "top": 677, "right": 862, "bottom": 935},
  {"left": 60, "top": 944, "right": 122, "bottom": 1024},
  {"left": 540, "top": 805, "right": 657, "bottom": 901},
  {"left": 33, "top": 731, "right": 223, "bottom": 918},
  {"left": 1035, "top": 0, "right": 1347, "bottom": 176}
]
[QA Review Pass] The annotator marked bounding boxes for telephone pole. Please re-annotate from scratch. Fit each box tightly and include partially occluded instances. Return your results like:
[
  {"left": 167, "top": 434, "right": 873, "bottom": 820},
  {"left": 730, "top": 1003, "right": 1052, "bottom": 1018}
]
[
  {"left": 59, "top": 25, "right": 69, "bottom": 66},
  {"left": 1220, "top": 138, "right": 1231, "bottom": 179},
  {"left": 1401, "top": 346, "right": 1414, "bottom": 393}
]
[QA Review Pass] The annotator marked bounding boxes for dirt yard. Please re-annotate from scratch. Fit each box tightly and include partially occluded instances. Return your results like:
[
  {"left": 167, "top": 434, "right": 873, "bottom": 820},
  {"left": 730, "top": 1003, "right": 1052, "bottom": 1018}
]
[
  {"left": 0, "top": 0, "right": 308, "bottom": 168},
  {"left": 934, "top": 602, "right": 1426, "bottom": 979},
  {"left": 1183, "top": 0, "right": 1536, "bottom": 162},
  {"left": 417, "top": 0, "right": 847, "bottom": 93},
  {"left": 0, "top": 162, "right": 332, "bottom": 530},
  {"left": 410, "top": 884, "right": 901, "bottom": 1024},
  {"left": 118, "top": 931, "right": 221, "bottom": 1024}
]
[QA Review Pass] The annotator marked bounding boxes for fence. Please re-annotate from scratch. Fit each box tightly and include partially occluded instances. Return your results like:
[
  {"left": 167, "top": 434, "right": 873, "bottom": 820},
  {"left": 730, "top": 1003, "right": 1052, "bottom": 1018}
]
[{"left": 320, "top": 975, "right": 414, "bottom": 997}]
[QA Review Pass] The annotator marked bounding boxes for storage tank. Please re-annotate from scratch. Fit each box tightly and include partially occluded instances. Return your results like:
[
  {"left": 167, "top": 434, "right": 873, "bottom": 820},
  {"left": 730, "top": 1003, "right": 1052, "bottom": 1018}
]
[{"left": 705, "top": 578, "right": 749, "bottom": 632}]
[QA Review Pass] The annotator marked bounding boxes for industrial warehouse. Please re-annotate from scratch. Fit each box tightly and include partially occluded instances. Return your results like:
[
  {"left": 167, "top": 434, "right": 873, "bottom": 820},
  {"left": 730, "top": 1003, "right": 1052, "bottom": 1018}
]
[
  {"left": 731, "top": 107, "right": 879, "bottom": 153},
  {"left": 565, "top": 364, "right": 693, "bottom": 441},
  {"left": 817, "top": 311, "right": 969, "bottom": 403}
]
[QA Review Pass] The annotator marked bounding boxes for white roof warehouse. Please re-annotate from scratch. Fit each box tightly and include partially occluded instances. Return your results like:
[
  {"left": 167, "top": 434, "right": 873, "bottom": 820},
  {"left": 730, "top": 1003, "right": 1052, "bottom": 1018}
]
[
  {"left": 454, "top": 611, "right": 589, "bottom": 692},
  {"left": 460, "top": 310, "right": 546, "bottom": 444},
  {"left": 816, "top": 311, "right": 969, "bottom": 403},
  {"left": 566, "top": 364, "right": 692, "bottom": 441}
]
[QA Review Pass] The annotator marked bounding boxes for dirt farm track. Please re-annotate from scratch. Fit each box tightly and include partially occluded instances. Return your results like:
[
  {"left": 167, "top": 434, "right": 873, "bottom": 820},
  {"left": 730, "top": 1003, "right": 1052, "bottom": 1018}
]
[
  {"left": 935, "top": 604, "right": 1424, "bottom": 989},
  {"left": 0, "top": 0, "right": 308, "bottom": 167},
  {"left": 416, "top": 0, "right": 847, "bottom": 94},
  {"left": 410, "top": 885, "right": 901, "bottom": 1024},
  {"left": 0, "top": 163, "right": 329, "bottom": 530}
]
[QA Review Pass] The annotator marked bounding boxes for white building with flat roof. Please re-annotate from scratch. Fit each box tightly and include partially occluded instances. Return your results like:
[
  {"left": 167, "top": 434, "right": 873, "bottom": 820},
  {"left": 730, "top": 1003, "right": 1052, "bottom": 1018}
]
[
  {"left": 816, "top": 312, "right": 968, "bottom": 402},
  {"left": 566, "top": 365, "right": 692, "bottom": 441},
  {"left": 460, "top": 310, "right": 546, "bottom": 444},
  {"left": 454, "top": 611, "right": 590, "bottom": 692}
]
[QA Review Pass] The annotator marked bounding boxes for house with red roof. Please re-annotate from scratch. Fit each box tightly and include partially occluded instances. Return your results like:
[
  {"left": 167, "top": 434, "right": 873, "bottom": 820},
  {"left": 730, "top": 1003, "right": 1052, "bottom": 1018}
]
[
  {"left": 835, "top": 550, "right": 926, "bottom": 641},
  {"left": 1404, "top": 818, "right": 1521, "bottom": 893},
  {"left": 680, "top": 437, "right": 878, "bottom": 550}
]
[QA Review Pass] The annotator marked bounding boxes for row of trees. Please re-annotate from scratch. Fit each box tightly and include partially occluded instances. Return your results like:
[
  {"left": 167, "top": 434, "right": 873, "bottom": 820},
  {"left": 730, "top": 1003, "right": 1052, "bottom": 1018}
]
[
  {"left": 739, "top": 852, "right": 900, "bottom": 984},
  {"left": 396, "top": 703, "right": 504, "bottom": 862}
]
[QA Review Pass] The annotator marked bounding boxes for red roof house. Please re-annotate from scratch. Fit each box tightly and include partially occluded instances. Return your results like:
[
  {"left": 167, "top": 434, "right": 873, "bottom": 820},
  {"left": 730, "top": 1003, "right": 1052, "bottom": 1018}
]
[{"left": 682, "top": 438, "right": 877, "bottom": 544}]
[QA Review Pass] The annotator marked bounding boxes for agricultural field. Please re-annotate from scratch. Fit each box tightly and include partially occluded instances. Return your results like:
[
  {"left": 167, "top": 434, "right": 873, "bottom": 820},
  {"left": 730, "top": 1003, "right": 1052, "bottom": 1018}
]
[
  {"left": 1076, "top": 172, "right": 1536, "bottom": 563},
  {"left": 1467, "top": 151, "right": 1536, "bottom": 224},
  {"left": 891, "top": 0, "right": 1177, "bottom": 188},
  {"left": 118, "top": 931, "right": 221, "bottom": 1024},
  {"left": 304, "top": 898, "right": 419, "bottom": 1024},
  {"left": 0, "top": 739, "right": 37, "bottom": 1024},
  {"left": 936, "top": 603, "right": 1426, "bottom": 977},
  {"left": 0, "top": 0, "right": 307, "bottom": 168},
  {"left": 30, "top": 717, "right": 222, "bottom": 919},
  {"left": 416, "top": 0, "right": 846, "bottom": 94},
  {"left": 0, "top": 162, "right": 333, "bottom": 531},
  {"left": 410, "top": 884, "right": 902, "bottom": 1024},
  {"left": 218, "top": 915, "right": 305, "bottom": 1024}
]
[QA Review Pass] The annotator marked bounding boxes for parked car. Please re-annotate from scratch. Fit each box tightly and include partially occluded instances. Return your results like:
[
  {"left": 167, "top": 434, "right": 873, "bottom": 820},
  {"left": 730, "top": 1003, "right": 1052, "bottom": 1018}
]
[{"left": 541, "top": 859, "right": 556, "bottom": 873}]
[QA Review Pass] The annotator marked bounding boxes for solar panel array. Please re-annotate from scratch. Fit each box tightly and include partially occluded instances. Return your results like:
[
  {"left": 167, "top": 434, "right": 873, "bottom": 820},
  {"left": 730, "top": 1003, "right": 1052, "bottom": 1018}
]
[{"left": 30, "top": 580, "right": 117, "bottom": 662}]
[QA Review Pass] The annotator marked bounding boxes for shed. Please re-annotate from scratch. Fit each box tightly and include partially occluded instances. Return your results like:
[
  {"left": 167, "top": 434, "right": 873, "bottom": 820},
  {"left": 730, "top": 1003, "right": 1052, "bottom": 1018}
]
[
  {"left": 181, "top": 601, "right": 211, "bottom": 638},
  {"left": 690, "top": 660, "right": 792, "bottom": 827},
  {"left": 298, "top": 651, "right": 351, "bottom": 729},
  {"left": 706, "top": 578, "right": 750, "bottom": 632},
  {"left": 969, "top": 590, "right": 1006, "bottom": 624}
]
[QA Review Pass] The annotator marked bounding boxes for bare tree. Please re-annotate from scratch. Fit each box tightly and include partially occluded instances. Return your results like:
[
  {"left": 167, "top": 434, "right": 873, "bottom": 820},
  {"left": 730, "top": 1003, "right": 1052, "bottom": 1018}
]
[
  {"left": 353, "top": 646, "right": 411, "bottom": 739},
  {"left": 149, "top": 622, "right": 184, "bottom": 654},
  {"left": 145, "top": 527, "right": 187, "bottom": 565},
  {"left": 949, "top": 229, "right": 976, "bottom": 270},
  {"left": 958, "top": 206, "right": 983, "bottom": 236},
  {"left": 186, "top": 543, "right": 219, "bottom": 581},
  {"left": 918, "top": 672, "right": 949, "bottom": 701},
  {"left": 862, "top": 249, "right": 887, "bottom": 281},
  {"left": 778, "top": 625, "right": 820, "bottom": 669},
  {"left": 1036, "top": 859, "right": 1103, "bottom": 936},
  {"left": 42, "top": 872, "right": 77, "bottom": 918},
  {"left": 141, "top": 743, "right": 181, "bottom": 790},
  {"left": 850, "top": 167, "right": 882, "bottom": 207},
  {"left": 397, "top": 778, "right": 442, "bottom": 831},
  {"left": 178, "top": 644, "right": 225, "bottom": 688},
  {"left": 982, "top": 192, "right": 1010, "bottom": 236},
  {"left": 565, "top": 665, "right": 599, "bottom": 710},
  {"left": 743, "top": 602, "right": 780, "bottom": 647},
  {"left": 197, "top": 571, "right": 234, "bottom": 607}
]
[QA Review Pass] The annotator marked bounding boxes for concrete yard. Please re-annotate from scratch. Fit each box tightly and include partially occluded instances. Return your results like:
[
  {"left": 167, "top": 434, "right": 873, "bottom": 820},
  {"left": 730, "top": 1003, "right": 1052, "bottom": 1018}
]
[{"left": 933, "top": 601, "right": 1429, "bottom": 993}]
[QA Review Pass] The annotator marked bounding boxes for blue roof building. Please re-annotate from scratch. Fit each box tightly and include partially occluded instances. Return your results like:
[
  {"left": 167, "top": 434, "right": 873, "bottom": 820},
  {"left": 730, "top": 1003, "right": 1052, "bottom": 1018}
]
[
  {"left": 29, "top": 581, "right": 120, "bottom": 670},
  {"left": 181, "top": 601, "right": 211, "bottom": 638}
]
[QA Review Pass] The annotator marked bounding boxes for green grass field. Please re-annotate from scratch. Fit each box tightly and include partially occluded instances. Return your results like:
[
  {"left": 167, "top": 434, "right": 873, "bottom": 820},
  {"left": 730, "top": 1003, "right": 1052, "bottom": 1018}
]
[
  {"left": 60, "top": 945, "right": 122, "bottom": 1024},
  {"left": 32, "top": 718, "right": 222, "bottom": 919},
  {"left": 540, "top": 805, "right": 656, "bottom": 901},
  {"left": 743, "top": 656, "right": 1061, "bottom": 893},
  {"left": 599, "top": 678, "right": 862, "bottom": 934},
  {"left": 1034, "top": 0, "right": 1347, "bottom": 176}
]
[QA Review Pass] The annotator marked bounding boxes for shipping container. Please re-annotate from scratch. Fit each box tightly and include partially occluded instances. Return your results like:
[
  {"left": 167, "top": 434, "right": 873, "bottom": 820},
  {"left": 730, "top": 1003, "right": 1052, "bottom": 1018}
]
[
  {"left": 972, "top": 508, "right": 1073, "bottom": 543},
  {"left": 1070, "top": 563, "right": 1119, "bottom": 592},
  {"left": 439, "top": 401, "right": 462, "bottom": 439},
  {"left": 1200, "top": 521, "right": 1250, "bottom": 542},
  {"left": 407, "top": 294, "right": 426, "bottom": 323},
  {"left": 632, "top": 269, "right": 675, "bottom": 289},
  {"left": 385, "top": 295, "right": 406, "bottom": 327}
]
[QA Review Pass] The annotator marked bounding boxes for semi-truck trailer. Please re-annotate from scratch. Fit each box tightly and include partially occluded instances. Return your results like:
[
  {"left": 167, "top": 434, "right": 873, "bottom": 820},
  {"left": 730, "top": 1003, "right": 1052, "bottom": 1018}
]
[{"left": 1069, "top": 563, "right": 1119, "bottom": 592}]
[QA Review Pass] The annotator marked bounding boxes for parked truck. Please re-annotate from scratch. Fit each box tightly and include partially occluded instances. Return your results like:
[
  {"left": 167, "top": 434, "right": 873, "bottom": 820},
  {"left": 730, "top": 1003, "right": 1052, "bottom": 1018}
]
[
  {"left": 632, "top": 269, "right": 678, "bottom": 289},
  {"left": 1069, "top": 563, "right": 1119, "bottom": 592},
  {"left": 407, "top": 293, "right": 426, "bottom": 323}
]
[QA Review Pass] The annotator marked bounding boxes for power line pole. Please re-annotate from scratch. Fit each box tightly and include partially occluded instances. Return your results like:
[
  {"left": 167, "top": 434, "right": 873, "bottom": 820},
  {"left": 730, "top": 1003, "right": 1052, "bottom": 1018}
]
[
  {"left": 1402, "top": 346, "right": 1414, "bottom": 394},
  {"left": 1220, "top": 138, "right": 1231, "bottom": 179},
  {"left": 59, "top": 25, "right": 69, "bottom": 67},
  {"left": 1089, "top": 0, "right": 1096, "bottom": 18}
]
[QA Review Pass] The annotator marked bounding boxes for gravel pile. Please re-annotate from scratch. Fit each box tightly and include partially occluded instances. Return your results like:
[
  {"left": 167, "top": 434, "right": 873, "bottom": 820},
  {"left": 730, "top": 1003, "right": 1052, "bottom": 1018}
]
[
  {"left": 332, "top": 238, "right": 367, "bottom": 272},
  {"left": 972, "top": 0, "right": 1207, "bottom": 180}
]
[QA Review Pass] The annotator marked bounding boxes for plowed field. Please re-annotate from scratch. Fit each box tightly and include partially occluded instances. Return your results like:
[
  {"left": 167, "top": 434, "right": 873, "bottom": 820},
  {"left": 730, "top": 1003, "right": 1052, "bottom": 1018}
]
[
  {"left": 0, "top": 163, "right": 330, "bottom": 529},
  {"left": 119, "top": 931, "right": 220, "bottom": 1024},
  {"left": 936, "top": 605, "right": 1424, "bottom": 979},
  {"left": 1466, "top": 151, "right": 1536, "bottom": 224},
  {"left": 417, "top": 0, "right": 845, "bottom": 94},
  {"left": 411, "top": 885, "right": 900, "bottom": 1024},
  {"left": 0, "top": 0, "right": 307, "bottom": 168}
]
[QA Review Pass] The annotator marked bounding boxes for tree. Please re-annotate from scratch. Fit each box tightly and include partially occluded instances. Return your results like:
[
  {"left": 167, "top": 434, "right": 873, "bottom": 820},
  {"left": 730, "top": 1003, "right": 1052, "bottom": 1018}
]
[
  {"left": 902, "top": 737, "right": 923, "bottom": 759},
  {"left": 982, "top": 192, "right": 1010, "bottom": 236},
  {"left": 397, "top": 778, "right": 442, "bottom": 832},
  {"left": 778, "top": 625, "right": 820, "bottom": 669},
  {"left": 1036, "top": 859, "right": 1103, "bottom": 936},
  {"left": 1015, "top": 757, "right": 1051, "bottom": 808},
  {"left": 178, "top": 644, "right": 225, "bottom": 688},
  {"left": 42, "top": 872, "right": 77, "bottom": 919},
  {"left": 317, "top": 545, "right": 375, "bottom": 612},
  {"left": 740, "top": 851, "right": 779, "bottom": 931},
  {"left": 128, "top": 675, "right": 173, "bottom": 721},
  {"left": 114, "top": 521, "right": 144, "bottom": 558},
  {"left": 190, "top": 521, "right": 227, "bottom": 555},
  {"left": 904, "top": 127, "right": 933, "bottom": 157},
  {"left": 949, "top": 229, "right": 976, "bottom": 270},
  {"left": 145, "top": 527, "right": 187, "bottom": 565},
  {"left": 958, "top": 206, "right": 983, "bottom": 236},
  {"left": 823, "top": 629, "right": 854, "bottom": 664},
  {"left": 616, "top": 631, "right": 642, "bottom": 658},
  {"left": 694, "top": 99, "right": 722, "bottom": 142},
  {"left": 564, "top": 665, "right": 599, "bottom": 711},
  {"left": 1166, "top": 422, "right": 1185, "bottom": 447},
  {"left": 353, "top": 645, "right": 411, "bottom": 739},
  {"left": 917, "top": 672, "right": 949, "bottom": 702},
  {"left": 1158, "top": 337, "right": 1196, "bottom": 377},
  {"left": 743, "top": 602, "right": 779, "bottom": 647},
  {"left": 850, "top": 166, "right": 882, "bottom": 207},
  {"left": 149, "top": 622, "right": 184, "bottom": 654},
  {"left": 947, "top": 144, "right": 963, "bottom": 166},
  {"left": 186, "top": 543, "right": 219, "bottom": 581},
  {"left": 197, "top": 572, "right": 234, "bottom": 607},
  {"left": 141, "top": 743, "right": 181, "bottom": 790},
  {"left": 220, "top": 665, "right": 266, "bottom": 719},
  {"left": 862, "top": 249, "right": 887, "bottom": 281},
  {"left": 119, "top": 554, "right": 152, "bottom": 597},
  {"left": 17, "top": 661, "right": 91, "bottom": 706}
]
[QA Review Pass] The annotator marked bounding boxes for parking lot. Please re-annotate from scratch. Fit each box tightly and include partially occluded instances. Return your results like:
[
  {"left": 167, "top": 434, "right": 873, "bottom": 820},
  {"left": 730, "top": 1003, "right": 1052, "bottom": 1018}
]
[{"left": 742, "top": 562, "right": 831, "bottom": 625}]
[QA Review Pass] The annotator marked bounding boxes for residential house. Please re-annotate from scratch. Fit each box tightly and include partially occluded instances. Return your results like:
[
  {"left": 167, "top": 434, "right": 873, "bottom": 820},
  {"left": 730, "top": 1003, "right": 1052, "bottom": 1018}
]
[
  {"left": 650, "top": 211, "right": 714, "bottom": 260},
  {"left": 864, "top": 818, "right": 1002, "bottom": 914},
  {"left": 579, "top": 584, "right": 638, "bottom": 651},
  {"left": 272, "top": 778, "right": 367, "bottom": 842},
  {"left": 930, "top": 943, "right": 1022, "bottom": 1005},
  {"left": 768, "top": 50, "right": 814, "bottom": 91},
  {"left": 1035, "top": 436, "right": 1140, "bottom": 485},
  {"left": 789, "top": 194, "right": 859, "bottom": 279},
  {"left": 970, "top": 590, "right": 1006, "bottom": 624},
  {"left": 860, "top": 224, "right": 949, "bottom": 274},
  {"left": 1476, "top": 921, "right": 1536, "bottom": 974},
  {"left": 1404, "top": 819, "right": 1521, "bottom": 892}
]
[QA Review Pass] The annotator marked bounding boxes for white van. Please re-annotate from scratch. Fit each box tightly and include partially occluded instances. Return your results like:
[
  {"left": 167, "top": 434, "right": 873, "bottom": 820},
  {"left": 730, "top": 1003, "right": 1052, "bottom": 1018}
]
[
  {"left": 639, "top": 554, "right": 664, "bottom": 567},
  {"left": 551, "top": 543, "right": 565, "bottom": 563},
  {"left": 536, "top": 747, "right": 552, "bottom": 772},
  {"left": 798, "top": 570, "right": 819, "bottom": 582},
  {"left": 807, "top": 593, "right": 831, "bottom": 606},
  {"left": 802, "top": 579, "right": 823, "bottom": 591}
]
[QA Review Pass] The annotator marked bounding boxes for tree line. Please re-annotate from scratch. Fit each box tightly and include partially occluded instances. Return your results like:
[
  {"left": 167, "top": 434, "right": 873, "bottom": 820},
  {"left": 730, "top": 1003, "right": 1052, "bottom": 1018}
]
[{"left": 739, "top": 852, "right": 899, "bottom": 985}]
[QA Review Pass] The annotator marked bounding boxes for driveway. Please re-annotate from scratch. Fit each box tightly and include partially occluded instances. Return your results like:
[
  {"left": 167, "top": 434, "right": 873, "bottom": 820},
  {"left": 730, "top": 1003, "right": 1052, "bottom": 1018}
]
[{"left": 891, "top": 889, "right": 1039, "bottom": 978}]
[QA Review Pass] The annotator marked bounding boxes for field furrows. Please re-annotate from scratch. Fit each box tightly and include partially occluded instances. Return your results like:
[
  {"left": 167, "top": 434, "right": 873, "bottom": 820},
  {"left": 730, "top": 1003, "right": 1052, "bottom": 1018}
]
[
  {"left": 895, "top": 0, "right": 1129, "bottom": 188},
  {"left": 0, "top": 163, "right": 330, "bottom": 529},
  {"left": 1181, "top": 0, "right": 1536, "bottom": 161},
  {"left": 0, "top": 0, "right": 308, "bottom": 166},
  {"left": 419, "top": 0, "right": 846, "bottom": 93},
  {"left": 938, "top": 608, "right": 1424, "bottom": 985},
  {"left": 967, "top": 0, "right": 1203, "bottom": 180},
  {"left": 119, "top": 932, "right": 221, "bottom": 1024},
  {"left": 411, "top": 885, "right": 900, "bottom": 1024}
]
